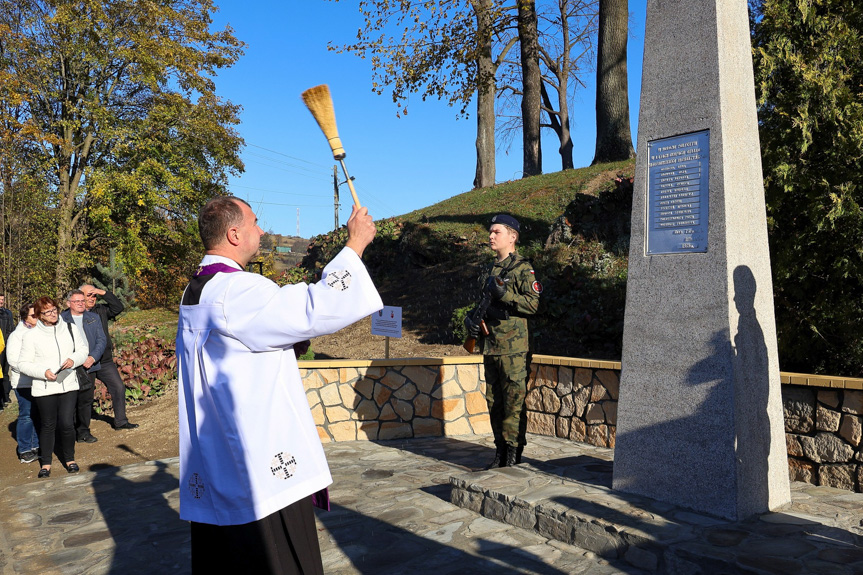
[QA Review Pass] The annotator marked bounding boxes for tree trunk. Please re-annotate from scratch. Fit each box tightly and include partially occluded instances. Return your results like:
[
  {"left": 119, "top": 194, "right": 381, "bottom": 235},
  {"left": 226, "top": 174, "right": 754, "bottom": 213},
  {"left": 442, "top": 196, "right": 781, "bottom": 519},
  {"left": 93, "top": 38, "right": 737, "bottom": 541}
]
[
  {"left": 518, "top": 0, "right": 542, "bottom": 177},
  {"left": 473, "top": 0, "right": 496, "bottom": 189},
  {"left": 541, "top": 83, "right": 574, "bottom": 170},
  {"left": 592, "top": 0, "right": 635, "bottom": 164}
]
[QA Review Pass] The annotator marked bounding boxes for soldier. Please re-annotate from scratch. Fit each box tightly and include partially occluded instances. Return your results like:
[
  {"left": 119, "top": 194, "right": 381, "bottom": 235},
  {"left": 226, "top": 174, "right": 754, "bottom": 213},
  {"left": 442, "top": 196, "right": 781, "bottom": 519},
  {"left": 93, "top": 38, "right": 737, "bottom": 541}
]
[{"left": 465, "top": 214, "right": 541, "bottom": 468}]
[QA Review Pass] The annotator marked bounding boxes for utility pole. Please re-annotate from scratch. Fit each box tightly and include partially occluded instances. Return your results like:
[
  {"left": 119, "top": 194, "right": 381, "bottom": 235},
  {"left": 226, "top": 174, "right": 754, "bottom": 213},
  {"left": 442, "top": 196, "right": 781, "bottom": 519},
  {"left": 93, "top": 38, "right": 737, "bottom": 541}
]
[{"left": 333, "top": 165, "right": 340, "bottom": 230}]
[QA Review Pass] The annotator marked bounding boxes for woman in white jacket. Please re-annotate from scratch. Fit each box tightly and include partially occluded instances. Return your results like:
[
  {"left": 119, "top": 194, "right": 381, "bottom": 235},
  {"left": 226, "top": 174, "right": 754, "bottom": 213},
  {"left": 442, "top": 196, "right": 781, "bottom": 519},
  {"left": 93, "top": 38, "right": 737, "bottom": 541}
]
[
  {"left": 6, "top": 302, "right": 39, "bottom": 463},
  {"left": 18, "top": 296, "right": 88, "bottom": 478}
]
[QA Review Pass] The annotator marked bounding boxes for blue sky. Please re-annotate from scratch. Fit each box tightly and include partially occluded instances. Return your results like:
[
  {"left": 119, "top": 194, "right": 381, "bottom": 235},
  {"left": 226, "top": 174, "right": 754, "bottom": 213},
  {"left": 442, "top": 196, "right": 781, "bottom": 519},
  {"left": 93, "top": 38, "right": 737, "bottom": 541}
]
[{"left": 210, "top": 1, "right": 647, "bottom": 238}]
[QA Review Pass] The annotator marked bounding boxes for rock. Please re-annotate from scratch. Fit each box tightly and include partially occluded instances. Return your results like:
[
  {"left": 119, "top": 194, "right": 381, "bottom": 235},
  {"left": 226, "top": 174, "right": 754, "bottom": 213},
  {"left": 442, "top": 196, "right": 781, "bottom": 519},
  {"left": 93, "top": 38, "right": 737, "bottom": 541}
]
[
  {"left": 559, "top": 394, "right": 575, "bottom": 417},
  {"left": 393, "top": 382, "right": 418, "bottom": 401},
  {"left": 402, "top": 365, "right": 438, "bottom": 394},
  {"left": 799, "top": 433, "right": 854, "bottom": 463},
  {"left": 573, "top": 385, "right": 590, "bottom": 418},
  {"left": 541, "top": 387, "right": 562, "bottom": 413},
  {"left": 585, "top": 403, "right": 605, "bottom": 424},
  {"left": 587, "top": 424, "right": 610, "bottom": 448},
  {"left": 413, "top": 417, "right": 442, "bottom": 437},
  {"left": 465, "top": 391, "right": 487, "bottom": 415},
  {"left": 556, "top": 416, "right": 570, "bottom": 438},
  {"left": 838, "top": 414, "right": 862, "bottom": 447},
  {"left": 574, "top": 368, "right": 592, "bottom": 387},
  {"left": 782, "top": 387, "right": 816, "bottom": 433},
  {"left": 527, "top": 412, "right": 555, "bottom": 435},
  {"left": 842, "top": 390, "right": 863, "bottom": 415},
  {"left": 596, "top": 370, "right": 620, "bottom": 400},
  {"left": 414, "top": 393, "right": 431, "bottom": 417},
  {"left": 786, "top": 434, "right": 805, "bottom": 457},
  {"left": 393, "top": 398, "right": 415, "bottom": 420},
  {"left": 800, "top": 432, "right": 854, "bottom": 463},
  {"left": 815, "top": 404, "right": 841, "bottom": 432},
  {"left": 525, "top": 388, "right": 543, "bottom": 411},
  {"left": 603, "top": 401, "right": 618, "bottom": 425},
  {"left": 569, "top": 419, "right": 586, "bottom": 442},
  {"left": 818, "top": 464, "right": 856, "bottom": 490},
  {"left": 557, "top": 367, "right": 574, "bottom": 395},
  {"left": 817, "top": 389, "right": 840, "bottom": 409},
  {"left": 590, "top": 382, "right": 608, "bottom": 402}
]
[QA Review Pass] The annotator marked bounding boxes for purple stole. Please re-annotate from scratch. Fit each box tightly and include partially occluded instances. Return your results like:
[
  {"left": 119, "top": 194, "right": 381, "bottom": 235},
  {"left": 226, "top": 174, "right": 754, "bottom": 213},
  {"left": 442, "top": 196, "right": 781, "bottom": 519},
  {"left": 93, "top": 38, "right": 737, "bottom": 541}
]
[{"left": 194, "top": 262, "right": 241, "bottom": 276}]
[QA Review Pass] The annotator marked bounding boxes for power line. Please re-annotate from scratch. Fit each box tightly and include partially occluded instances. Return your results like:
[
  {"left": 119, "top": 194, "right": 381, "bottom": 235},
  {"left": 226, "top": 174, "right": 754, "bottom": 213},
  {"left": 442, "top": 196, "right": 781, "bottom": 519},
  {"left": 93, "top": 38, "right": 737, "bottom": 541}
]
[
  {"left": 231, "top": 184, "right": 324, "bottom": 198},
  {"left": 246, "top": 151, "right": 325, "bottom": 175},
  {"left": 248, "top": 200, "right": 331, "bottom": 208},
  {"left": 242, "top": 158, "right": 330, "bottom": 182},
  {"left": 248, "top": 143, "right": 329, "bottom": 169}
]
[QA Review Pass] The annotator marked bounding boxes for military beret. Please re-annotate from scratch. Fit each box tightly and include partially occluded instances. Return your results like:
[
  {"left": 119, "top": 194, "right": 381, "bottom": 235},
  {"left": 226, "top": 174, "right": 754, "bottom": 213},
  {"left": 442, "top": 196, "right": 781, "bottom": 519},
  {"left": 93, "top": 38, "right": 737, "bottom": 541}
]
[{"left": 490, "top": 214, "right": 520, "bottom": 233}]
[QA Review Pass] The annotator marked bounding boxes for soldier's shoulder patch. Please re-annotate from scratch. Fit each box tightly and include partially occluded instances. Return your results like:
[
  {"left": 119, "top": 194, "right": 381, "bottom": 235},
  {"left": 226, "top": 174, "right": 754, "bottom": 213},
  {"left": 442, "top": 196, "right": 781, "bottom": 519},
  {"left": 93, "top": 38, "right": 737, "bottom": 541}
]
[{"left": 532, "top": 280, "right": 543, "bottom": 294}]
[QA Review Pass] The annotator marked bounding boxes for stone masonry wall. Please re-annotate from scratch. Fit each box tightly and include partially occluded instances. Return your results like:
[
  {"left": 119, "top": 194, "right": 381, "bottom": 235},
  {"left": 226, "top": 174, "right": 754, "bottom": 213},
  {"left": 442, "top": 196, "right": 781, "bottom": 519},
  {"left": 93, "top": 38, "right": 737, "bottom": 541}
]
[
  {"left": 521, "top": 359, "right": 863, "bottom": 493},
  {"left": 299, "top": 357, "right": 863, "bottom": 492},
  {"left": 524, "top": 363, "right": 619, "bottom": 449},
  {"left": 782, "top": 386, "right": 863, "bottom": 491},
  {"left": 299, "top": 360, "right": 490, "bottom": 443}
]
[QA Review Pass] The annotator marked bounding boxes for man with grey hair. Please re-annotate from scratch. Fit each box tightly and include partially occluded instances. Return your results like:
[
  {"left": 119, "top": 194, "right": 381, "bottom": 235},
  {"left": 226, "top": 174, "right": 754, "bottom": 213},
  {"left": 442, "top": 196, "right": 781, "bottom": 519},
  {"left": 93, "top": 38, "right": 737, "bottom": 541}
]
[
  {"left": 80, "top": 284, "right": 138, "bottom": 430},
  {"left": 61, "top": 289, "right": 106, "bottom": 443}
]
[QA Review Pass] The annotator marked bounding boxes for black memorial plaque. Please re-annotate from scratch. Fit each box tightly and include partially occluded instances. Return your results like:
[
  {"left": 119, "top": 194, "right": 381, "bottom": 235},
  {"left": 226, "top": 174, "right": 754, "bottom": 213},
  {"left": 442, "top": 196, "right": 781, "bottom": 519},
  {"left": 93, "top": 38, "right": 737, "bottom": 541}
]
[{"left": 646, "top": 130, "right": 709, "bottom": 254}]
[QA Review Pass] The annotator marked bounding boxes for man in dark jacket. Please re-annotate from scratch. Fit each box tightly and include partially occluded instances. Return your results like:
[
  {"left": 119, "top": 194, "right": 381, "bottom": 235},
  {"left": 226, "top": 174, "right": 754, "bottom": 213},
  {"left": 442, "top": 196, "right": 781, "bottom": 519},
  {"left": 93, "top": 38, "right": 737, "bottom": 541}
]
[
  {"left": 61, "top": 289, "right": 107, "bottom": 443},
  {"left": 0, "top": 294, "right": 15, "bottom": 409},
  {"left": 80, "top": 285, "right": 138, "bottom": 430}
]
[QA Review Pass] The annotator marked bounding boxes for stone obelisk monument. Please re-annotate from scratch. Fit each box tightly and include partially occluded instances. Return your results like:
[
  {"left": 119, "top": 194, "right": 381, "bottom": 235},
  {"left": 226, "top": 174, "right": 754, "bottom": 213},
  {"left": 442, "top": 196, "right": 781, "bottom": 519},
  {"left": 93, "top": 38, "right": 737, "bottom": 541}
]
[{"left": 612, "top": 0, "right": 790, "bottom": 520}]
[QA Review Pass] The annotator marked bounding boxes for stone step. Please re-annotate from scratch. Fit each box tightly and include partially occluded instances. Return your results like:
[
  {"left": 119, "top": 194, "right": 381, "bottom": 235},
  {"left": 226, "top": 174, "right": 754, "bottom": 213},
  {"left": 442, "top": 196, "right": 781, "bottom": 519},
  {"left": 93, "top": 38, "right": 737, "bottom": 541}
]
[{"left": 449, "top": 461, "right": 863, "bottom": 574}]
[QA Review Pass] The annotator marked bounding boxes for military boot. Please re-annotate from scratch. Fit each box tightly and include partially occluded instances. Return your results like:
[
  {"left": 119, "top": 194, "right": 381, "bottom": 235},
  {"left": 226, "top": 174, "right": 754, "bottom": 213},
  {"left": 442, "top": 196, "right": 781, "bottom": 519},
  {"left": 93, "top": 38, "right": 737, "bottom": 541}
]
[
  {"left": 485, "top": 444, "right": 507, "bottom": 470},
  {"left": 504, "top": 444, "right": 518, "bottom": 467}
]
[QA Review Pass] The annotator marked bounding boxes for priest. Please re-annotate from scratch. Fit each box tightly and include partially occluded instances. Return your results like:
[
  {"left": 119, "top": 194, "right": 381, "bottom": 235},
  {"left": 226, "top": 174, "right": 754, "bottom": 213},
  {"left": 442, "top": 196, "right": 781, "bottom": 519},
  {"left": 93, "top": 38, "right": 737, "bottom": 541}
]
[{"left": 177, "top": 196, "right": 382, "bottom": 574}]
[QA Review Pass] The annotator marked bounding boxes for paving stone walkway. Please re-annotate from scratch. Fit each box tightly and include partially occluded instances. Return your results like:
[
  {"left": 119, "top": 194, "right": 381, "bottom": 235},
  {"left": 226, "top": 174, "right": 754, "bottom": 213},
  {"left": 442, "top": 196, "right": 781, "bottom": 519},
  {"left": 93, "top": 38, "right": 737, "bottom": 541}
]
[{"left": 1, "top": 434, "right": 861, "bottom": 574}]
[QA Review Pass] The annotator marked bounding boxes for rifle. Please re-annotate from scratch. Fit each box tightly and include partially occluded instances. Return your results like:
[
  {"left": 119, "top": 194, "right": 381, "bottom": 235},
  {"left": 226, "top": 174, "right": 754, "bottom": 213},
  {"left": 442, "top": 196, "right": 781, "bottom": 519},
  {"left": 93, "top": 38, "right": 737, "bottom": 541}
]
[{"left": 463, "top": 293, "right": 492, "bottom": 353}]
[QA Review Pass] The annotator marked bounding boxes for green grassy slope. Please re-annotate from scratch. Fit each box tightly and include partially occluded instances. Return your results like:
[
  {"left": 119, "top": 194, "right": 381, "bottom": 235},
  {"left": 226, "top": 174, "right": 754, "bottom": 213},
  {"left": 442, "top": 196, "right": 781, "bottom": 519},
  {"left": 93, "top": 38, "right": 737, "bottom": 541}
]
[{"left": 299, "top": 158, "right": 637, "bottom": 360}]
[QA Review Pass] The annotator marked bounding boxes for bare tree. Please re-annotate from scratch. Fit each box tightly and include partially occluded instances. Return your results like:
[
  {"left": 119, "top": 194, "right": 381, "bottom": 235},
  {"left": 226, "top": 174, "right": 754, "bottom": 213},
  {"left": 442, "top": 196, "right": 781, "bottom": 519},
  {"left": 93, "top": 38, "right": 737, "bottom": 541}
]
[
  {"left": 496, "top": 0, "right": 597, "bottom": 172},
  {"left": 330, "top": 0, "right": 516, "bottom": 189}
]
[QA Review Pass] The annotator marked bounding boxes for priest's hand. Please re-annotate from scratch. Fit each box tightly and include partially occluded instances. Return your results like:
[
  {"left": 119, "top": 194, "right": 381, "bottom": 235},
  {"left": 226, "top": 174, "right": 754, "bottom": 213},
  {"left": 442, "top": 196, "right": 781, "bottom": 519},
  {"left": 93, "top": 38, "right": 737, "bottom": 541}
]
[{"left": 345, "top": 205, "right": 377, "bottom": 258}]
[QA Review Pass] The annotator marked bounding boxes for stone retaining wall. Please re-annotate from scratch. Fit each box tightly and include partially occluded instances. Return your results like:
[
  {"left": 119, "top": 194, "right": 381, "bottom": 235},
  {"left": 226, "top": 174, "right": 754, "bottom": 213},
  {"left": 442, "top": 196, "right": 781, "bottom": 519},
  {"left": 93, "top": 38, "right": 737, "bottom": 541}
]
[
  {"left": 521, "top": 358, "right": 863, "bottom": 493},
  {"left": 299, "top": 355, "right": 863, "bottom": 492},
  {"left": 782, "top": 385, "right": 863, "bottom": 491},
  {"left": 524, "top": 357, "right": 621, "bottom": 449},
  {"left": 299, "top": 357, "right": 490, "bottom": 442}
]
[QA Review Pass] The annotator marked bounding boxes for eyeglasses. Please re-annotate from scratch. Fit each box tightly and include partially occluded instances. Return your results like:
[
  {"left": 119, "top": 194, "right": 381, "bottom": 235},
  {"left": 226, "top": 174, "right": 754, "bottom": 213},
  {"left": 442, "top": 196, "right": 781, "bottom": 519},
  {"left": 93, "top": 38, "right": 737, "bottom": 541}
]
[
  {"left": 41, "top": 308, "right": 58, "bottom": 315},
  {"left": 68, "top": 299, "right": 86, "bottom": 304}
]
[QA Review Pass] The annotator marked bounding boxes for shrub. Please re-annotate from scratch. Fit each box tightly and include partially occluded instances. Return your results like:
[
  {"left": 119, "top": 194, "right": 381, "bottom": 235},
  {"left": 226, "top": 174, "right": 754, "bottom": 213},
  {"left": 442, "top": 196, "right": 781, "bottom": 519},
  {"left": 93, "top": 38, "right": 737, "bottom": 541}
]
[{"left": 94, "top": 335, "right": 176, "bottom": 415}]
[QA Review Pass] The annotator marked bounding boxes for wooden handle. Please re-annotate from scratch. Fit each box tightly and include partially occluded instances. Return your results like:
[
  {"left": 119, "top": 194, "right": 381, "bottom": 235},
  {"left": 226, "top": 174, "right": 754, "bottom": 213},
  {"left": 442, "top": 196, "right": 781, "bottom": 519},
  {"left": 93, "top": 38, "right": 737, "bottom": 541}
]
[{"left": 339, "top": 159, "right": 361, "bottom": 207}]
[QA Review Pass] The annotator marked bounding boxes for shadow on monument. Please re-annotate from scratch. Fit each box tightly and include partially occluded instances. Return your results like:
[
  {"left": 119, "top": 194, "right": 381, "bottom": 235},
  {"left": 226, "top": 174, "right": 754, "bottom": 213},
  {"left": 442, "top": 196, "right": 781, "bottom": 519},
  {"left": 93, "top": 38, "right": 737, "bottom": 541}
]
[
  {"left": 90, "top": 458, "right": 189, "bottom": 574},
  {"left": 317, "top": 502, "right": 572, "bottom": 575},
  {"left": 612, "top": 265, "right": 778, "bottom": 520},
  {"left": 731, "top": 265, "right": 772, "bottom": 515}
]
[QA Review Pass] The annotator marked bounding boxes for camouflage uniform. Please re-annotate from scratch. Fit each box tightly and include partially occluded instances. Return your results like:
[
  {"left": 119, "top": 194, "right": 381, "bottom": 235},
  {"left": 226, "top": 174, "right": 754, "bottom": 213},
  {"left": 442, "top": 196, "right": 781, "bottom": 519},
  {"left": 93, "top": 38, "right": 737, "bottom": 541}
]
[{"left": 477, "top": 253, "right": 541, "bottom": 453}]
